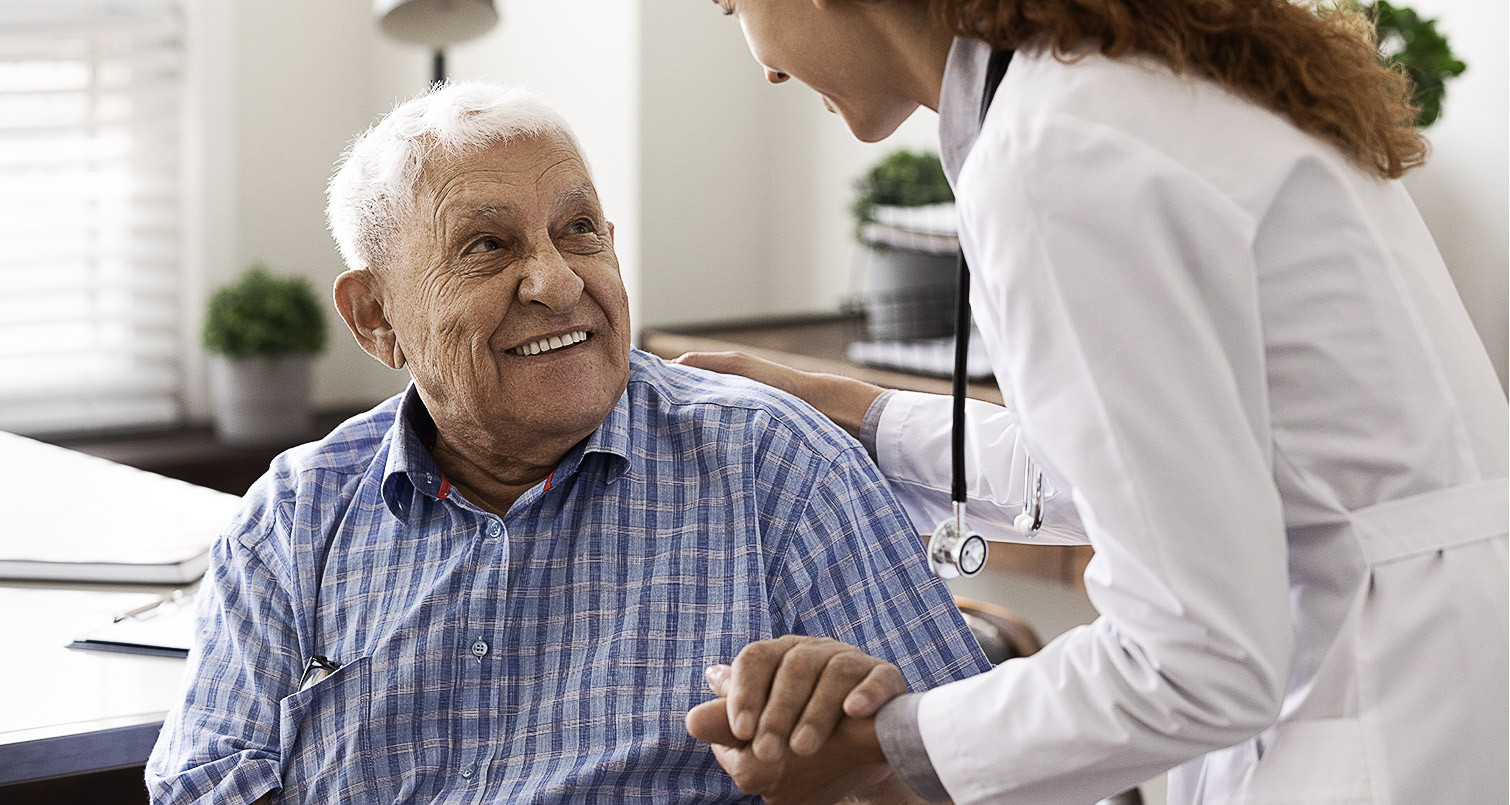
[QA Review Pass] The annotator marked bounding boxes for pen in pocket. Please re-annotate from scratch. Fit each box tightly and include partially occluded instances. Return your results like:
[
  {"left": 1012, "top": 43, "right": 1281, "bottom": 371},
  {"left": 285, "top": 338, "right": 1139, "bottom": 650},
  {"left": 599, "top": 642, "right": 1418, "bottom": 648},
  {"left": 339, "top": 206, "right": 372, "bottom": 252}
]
[{"left": 299, "top": 655, "right": 342, "bottom": 691}]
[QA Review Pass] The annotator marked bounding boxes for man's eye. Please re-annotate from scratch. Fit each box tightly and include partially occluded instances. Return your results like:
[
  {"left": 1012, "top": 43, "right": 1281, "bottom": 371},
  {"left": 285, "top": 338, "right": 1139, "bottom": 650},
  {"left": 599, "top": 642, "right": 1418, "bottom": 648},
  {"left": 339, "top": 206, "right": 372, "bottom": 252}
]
[
  {"left": 465, "top": 237, "right": 503, "bottom": 255},
  {"left": 566, "top": 218, "right": 596, "bottom": 235}
]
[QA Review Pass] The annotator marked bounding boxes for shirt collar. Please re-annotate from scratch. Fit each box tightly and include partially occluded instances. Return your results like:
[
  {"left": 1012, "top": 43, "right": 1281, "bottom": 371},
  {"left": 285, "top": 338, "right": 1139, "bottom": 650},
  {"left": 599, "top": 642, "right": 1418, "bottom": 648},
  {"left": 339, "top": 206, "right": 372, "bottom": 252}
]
[
  {"left": 379, "top": 384, "right": 447, "bottom": 519},
  {"left": 378, "top": 378, "right": 636, "bottom": 520},
  {"left": 938, "top": 36, "right": 995, "bottom": 188},
  {"left": 566, "top": 369, "right": 634, "bottom": 485}
]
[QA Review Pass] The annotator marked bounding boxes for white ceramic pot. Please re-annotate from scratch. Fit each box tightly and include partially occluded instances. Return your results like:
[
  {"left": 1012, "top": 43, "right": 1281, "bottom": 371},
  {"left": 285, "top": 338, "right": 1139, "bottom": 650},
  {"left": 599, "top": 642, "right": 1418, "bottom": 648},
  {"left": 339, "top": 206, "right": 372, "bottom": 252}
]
[
  {"left": 862, "top": 244, "right": 958, "bottom": 341},
  {"left": 208, "top": 354, "right": 313, "bottom": 446}
]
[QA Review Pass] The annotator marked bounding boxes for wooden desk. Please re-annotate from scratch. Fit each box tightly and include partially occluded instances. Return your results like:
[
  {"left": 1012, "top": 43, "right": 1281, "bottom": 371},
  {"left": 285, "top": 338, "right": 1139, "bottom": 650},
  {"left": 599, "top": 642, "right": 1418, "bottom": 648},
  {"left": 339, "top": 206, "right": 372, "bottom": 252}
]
[
  {"left": 0, "top": 582, "right": 187, "bottom": 802},
  {"left": 641, "top": 314, "right": 1093, "bottom": 587}
]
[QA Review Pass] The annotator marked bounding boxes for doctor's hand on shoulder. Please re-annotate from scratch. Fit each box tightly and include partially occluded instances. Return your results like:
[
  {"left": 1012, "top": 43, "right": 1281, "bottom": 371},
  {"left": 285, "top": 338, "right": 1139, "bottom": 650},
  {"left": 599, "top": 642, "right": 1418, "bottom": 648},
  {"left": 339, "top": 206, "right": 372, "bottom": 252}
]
[
  {"left": 674, "top": 351, "right": 885, "bottom": 439},
  {"left": 685, "top": 635, "right": 915, "bottom": 804}
]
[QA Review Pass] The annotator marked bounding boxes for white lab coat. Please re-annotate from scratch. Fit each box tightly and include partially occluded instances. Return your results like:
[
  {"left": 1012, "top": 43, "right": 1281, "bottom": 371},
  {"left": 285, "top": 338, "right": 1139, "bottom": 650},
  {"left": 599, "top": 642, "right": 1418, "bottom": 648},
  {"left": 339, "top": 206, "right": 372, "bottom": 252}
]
[{"left": 875, "top": 42, "right": 1509, "bottom": 804}]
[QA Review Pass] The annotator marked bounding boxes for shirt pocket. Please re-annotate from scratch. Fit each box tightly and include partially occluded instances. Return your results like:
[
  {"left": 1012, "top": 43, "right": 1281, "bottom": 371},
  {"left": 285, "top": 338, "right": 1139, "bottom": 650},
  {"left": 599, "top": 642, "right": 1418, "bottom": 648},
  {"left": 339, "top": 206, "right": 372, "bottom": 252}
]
[
  {"left": 277, "top": 655, "right": 373, "bottom": 804},
  {"left": 1244, "top": 717, "right": 1374, "bottom": 803}
]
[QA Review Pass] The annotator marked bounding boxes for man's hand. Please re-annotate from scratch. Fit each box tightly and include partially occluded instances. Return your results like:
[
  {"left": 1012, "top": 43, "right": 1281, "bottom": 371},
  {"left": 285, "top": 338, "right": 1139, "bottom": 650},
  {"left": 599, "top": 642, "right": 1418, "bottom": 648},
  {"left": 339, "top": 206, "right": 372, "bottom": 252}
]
[
  {"left": 712, "top": 636, "right": 909, "bottom": 759},
  {"left": 687, "top": 669, "right": 896, "bottom": 805},
  {"left": 672, "top": 352, "right": 885, "bottom": 439}
]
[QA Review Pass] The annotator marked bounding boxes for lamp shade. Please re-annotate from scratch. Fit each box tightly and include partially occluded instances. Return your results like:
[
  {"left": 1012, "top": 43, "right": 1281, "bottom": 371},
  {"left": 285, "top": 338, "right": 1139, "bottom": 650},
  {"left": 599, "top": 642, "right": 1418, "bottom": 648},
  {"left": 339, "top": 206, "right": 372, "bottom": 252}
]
[{"left": 375, "top": 0, "right": 498, "bottom": 47}]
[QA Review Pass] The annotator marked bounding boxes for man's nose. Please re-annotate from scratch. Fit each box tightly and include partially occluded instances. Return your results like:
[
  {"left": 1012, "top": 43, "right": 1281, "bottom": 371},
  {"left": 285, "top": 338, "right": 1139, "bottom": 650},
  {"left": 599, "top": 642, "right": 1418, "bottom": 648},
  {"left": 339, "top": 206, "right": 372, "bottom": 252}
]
[
  {"left": 516, "top": 248, "right": 584, "bottom": 312},
  {"left": 764, "top": 68, "right": 789, "bottom": 85}
]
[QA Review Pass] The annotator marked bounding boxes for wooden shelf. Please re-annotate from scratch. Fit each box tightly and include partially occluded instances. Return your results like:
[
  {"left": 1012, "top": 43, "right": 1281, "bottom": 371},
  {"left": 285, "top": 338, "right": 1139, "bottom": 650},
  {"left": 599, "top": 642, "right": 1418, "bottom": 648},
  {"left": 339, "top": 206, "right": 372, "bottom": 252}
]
[
  {"left": 642, "top": 313, "right": 1004, "bottom": 404},
  {"left": 642, "top": 314, "right": 1092, "bottom": 588},
  {"left": 44, "top": 410, "right": 363, "bottom": 497}
]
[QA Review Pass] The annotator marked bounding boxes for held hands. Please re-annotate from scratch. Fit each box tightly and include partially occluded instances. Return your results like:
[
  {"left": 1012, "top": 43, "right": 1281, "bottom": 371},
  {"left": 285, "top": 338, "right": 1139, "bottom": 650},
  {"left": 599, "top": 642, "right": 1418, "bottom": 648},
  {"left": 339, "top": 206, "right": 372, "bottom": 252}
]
[
  {"left": 672, "top": 351, "right": 885, "bottom": 439},
  {"left": 684, "top": 636, "right": 911, "bottom": 804}
]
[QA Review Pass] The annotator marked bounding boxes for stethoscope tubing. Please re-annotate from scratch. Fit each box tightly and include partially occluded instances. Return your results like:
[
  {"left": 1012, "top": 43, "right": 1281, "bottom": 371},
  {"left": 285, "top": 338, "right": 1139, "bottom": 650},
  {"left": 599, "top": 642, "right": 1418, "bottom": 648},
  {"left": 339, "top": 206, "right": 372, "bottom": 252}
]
[
  {"left": 949, "top": 47, "right": 1043, "bottom": 550},
  {"left": 951, "top": 253, "right": 972, "bottom": 507}
]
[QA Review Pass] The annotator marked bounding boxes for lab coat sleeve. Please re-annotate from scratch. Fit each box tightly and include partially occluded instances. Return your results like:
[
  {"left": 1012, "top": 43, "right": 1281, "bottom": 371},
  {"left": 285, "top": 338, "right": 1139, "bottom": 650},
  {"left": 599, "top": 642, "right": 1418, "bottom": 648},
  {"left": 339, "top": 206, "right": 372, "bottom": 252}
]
[
  {"left": 875, "top": 389, "right": 1086, "bottom": 544},
  {"left": 914, "top": 113, "right": 1293, "bottom": 804}
]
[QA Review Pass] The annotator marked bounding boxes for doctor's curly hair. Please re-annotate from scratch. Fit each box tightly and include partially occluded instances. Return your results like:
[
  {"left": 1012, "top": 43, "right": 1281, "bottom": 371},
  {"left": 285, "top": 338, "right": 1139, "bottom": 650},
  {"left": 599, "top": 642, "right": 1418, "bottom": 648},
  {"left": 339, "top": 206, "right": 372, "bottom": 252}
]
[{"left": 929, "top": 0, "right": 1427, "bottom": 178}]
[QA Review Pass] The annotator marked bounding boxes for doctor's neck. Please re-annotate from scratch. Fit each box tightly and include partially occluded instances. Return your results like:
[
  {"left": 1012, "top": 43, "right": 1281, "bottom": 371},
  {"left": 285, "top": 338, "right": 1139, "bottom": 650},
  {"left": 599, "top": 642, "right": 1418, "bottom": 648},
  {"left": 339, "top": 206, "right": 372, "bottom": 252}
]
[{"left": 870, "top": 2, "right": 955, "bottom": 112}]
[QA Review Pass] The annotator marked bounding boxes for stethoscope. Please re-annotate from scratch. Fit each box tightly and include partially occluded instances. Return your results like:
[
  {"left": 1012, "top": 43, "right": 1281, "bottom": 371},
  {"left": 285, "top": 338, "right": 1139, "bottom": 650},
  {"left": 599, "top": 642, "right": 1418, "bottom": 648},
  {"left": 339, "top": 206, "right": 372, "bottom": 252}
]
[{"left": 926, "top": 48, "right": 1043, "bottom": 580}]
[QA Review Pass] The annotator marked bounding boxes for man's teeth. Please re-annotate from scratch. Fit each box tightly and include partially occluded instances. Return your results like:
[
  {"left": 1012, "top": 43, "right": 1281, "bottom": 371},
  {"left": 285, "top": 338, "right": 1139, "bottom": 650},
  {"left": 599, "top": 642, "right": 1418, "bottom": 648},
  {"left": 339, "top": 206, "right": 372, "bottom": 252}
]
[{"left": 510, "top": 330, "right": 589, "bottom": 356}]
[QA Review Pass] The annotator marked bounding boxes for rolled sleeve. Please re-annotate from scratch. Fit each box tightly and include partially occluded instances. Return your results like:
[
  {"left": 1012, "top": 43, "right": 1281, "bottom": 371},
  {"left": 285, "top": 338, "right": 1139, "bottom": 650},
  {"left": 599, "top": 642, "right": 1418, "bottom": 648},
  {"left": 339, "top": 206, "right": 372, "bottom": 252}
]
[
  {"left": 876, "top": 692, "right": 951, "bottom": 802},
  {"left": 857, "top": 388, "right": 897, "bottom": 463},
  {"left": 147, "top": 524, "right": 299, "bottom": 804}
]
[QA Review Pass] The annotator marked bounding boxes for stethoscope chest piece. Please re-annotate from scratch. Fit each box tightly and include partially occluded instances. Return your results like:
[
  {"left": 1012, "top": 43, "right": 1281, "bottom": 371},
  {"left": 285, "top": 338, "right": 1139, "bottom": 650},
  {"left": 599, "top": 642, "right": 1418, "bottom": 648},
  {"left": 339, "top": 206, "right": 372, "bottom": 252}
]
[
  {"left": 929, "top": 506, "right": 988, "bottom": 579},
  {"left": 1014, "top": 511, "right": 1039, "bottom": 537}
]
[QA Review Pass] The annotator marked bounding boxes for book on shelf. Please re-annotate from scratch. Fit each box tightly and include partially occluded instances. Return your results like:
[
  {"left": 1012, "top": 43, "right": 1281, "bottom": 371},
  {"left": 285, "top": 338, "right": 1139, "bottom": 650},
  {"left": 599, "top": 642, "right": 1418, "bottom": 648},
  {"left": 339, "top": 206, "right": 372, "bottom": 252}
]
[{"left": 0, "top": 431, "right": 242, "bottom": 584}]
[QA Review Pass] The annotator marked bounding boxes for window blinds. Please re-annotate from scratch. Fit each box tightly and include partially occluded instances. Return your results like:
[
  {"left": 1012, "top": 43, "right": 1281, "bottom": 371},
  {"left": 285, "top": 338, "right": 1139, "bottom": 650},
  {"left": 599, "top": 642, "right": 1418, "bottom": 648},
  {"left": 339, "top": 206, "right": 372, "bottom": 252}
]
[{"left": 0, "top": 0, "right": 186, "bottom": 435}]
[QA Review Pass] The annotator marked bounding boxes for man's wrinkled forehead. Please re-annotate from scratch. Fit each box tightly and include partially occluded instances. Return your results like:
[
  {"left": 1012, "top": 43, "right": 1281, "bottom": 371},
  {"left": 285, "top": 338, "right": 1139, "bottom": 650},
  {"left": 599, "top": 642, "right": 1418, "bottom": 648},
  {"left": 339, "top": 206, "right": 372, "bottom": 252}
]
[{"left": 415, "top": 132, "right": 593, "bottom": 206}]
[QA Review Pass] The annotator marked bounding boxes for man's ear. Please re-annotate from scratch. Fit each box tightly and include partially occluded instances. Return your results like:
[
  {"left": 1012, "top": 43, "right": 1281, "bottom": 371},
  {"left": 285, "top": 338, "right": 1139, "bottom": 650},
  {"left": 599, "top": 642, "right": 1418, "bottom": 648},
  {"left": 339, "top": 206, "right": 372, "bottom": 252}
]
[
  {"left": 607, "top": 221, "right": 615, "bottom": 246},
  {"left": 333, "top": 269, "right": 405, "bottom": 370}
]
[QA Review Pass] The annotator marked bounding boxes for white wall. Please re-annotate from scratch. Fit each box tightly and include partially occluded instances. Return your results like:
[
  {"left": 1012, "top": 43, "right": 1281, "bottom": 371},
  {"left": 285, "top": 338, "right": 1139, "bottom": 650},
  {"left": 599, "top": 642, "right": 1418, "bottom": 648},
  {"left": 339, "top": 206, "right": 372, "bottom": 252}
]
[
  {"left": 1398, "top": 0, "right": 1508, "bottom": 388},
  {"left": 630, "top": 2, "right": 949, "bottom": 326},
  {"left": 635, "top": 2, "right": 770, "bottom": 327},
  {"left": 227, "top": 0, "right": 408, "bottom": 414},
  {"left": 765, "top": 106, "right": 943, "bottom": 318}
]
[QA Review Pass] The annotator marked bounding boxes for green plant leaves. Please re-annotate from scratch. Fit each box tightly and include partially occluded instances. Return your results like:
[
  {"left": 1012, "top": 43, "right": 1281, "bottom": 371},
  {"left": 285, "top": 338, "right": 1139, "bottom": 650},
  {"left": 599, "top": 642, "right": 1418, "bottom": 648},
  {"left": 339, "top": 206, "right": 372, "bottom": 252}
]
[
  {"left": 202, "top": 264, "right": 327, "bottom": 359},
  {"left": 1368, "top": 0, "right": 1466, "bottom": 127},
  {"left": 851, "top": 150, "right": 953, "bottom": 242}
]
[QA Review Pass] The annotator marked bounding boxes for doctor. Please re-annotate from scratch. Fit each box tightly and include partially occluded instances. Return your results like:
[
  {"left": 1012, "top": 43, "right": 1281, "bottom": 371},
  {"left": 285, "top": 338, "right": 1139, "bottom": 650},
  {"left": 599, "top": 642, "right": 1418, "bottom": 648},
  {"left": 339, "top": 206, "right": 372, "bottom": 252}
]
[{"left": 680, "top": 0, "right": 1509, "bottom": 803}]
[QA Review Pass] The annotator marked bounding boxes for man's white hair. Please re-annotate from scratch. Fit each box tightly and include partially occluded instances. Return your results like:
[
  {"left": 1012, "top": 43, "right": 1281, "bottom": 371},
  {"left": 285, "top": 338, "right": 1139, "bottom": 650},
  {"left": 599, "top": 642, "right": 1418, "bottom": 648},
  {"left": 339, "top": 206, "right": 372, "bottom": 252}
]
[{"left": 326, "top": 81, "right": 586, "bottom": 273}]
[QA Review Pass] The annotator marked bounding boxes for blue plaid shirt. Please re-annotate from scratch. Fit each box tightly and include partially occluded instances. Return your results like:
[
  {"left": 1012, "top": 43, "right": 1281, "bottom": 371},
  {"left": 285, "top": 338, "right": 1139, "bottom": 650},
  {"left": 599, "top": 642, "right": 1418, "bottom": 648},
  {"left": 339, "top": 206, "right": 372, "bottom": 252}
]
[{"left": 147, "top": 350, "right": 989, "bottom": 804}]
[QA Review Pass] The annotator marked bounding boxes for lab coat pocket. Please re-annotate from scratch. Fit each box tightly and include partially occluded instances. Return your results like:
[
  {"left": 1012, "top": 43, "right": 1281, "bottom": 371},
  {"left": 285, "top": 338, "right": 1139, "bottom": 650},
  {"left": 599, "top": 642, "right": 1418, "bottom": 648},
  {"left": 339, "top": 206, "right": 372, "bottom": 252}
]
[
  {"left": 277, "top": 655, "right": 373, "bottom": 804},
  {"left": 1245, "top": 717, "right": 1372, "bottom": 803}
]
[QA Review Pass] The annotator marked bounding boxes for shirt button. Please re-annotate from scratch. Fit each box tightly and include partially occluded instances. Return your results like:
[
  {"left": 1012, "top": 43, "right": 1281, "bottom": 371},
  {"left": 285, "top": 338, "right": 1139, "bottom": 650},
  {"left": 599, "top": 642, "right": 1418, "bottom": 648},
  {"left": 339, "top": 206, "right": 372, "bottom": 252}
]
[
  {"left": 486, "top": 520, "right": 502, "bottom": 538},
  {"left": 460, "top": 762, "right": 477, "bottom": 779},
  {"left": 470, "top": 638, "right": 489, "bottom": 659}
]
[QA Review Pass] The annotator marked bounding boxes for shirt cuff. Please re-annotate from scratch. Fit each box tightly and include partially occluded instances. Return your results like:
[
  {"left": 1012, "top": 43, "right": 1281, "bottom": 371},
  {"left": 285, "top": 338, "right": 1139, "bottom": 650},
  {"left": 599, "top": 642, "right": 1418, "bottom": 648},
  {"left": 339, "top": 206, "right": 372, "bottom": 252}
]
[
  {"left": 875, "top": 692, "right": 951, "bottom": 802},
  {"left": 858, "top": 389, "right": 897, "bottom": 463}
]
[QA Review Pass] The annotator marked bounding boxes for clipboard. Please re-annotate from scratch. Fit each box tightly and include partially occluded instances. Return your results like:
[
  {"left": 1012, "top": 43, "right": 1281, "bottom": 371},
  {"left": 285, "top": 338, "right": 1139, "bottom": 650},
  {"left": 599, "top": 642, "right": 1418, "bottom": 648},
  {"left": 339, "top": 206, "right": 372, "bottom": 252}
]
[{"left": 66, "top": 589, "right": 197, "bottom": 659}]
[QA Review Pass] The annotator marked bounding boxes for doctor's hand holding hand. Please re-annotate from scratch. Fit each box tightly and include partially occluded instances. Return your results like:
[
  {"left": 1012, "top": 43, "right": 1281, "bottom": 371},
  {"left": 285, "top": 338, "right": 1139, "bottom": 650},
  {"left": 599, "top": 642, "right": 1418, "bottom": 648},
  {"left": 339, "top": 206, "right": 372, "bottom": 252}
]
[
  {"left": 685, "top": 636, "right": 916, "bottom": 804},
  {"left": 686, "top": 644, "right": 917, "bottom": 805},
  {"left": 673, "top": 351, "right": 885, "bottom": 439}
]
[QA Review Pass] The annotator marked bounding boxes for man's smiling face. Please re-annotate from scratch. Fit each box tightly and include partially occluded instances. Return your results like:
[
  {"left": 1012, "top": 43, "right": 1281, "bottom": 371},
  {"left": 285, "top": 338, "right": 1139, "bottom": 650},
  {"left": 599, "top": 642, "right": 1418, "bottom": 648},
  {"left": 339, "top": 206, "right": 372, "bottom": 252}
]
[{"left": 381, "top": 132, "right": 631, "bottom": 451}]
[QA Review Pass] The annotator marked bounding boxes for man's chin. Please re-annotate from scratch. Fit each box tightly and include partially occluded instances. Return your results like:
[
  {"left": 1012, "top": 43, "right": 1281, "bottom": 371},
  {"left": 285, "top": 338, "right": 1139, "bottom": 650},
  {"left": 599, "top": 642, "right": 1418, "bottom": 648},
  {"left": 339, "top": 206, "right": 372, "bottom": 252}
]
[{"left": 492, "top": 362, "right": 628, "bottom": 434}]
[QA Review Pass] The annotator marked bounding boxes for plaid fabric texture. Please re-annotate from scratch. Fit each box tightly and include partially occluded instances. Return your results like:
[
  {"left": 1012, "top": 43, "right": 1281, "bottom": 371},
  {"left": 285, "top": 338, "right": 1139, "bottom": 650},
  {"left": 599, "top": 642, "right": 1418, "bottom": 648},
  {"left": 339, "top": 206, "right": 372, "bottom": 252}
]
[{"left": 147, "top": 349, "right": 990, "bottom": 804}]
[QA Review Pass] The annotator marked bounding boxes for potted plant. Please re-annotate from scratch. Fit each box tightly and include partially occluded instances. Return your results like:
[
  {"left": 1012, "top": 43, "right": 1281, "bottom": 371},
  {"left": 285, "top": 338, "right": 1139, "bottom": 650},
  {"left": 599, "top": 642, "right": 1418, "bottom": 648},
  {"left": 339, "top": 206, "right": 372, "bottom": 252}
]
[
  {"left": 851, "top": 149, "right": 958, "bottom": 341},
  {"left": 202, "top": 264, "right": 327, "bottom": 445}
]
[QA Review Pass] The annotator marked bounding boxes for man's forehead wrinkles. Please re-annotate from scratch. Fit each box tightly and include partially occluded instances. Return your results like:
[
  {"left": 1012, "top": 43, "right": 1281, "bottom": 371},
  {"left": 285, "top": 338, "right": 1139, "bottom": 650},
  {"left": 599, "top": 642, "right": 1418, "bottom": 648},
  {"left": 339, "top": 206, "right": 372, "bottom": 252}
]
[
  {"left": 458, "top": 203, "right": 512, "bottom": 221},
  {"left": 425, "top": 160, "right": 529, "bottom": 206},
  {"left": 418, "top": 143, "right": 591, "bottom": 231},
  {"left": 535, "top": 154, "right": 583, "bottom": 184}
]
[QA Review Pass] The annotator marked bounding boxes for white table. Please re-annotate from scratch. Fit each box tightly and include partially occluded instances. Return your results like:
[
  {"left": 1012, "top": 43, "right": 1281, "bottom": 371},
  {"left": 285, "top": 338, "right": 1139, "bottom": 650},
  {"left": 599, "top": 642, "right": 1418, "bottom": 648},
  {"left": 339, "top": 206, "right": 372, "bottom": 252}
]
[{"left": 0, "top": 581, "right": 189, "bottom": 786}]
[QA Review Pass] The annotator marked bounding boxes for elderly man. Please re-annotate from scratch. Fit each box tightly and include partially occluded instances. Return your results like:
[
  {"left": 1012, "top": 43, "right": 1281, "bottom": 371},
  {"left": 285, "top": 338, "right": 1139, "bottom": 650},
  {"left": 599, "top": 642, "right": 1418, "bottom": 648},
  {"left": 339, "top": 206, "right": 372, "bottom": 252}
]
[{"left": 145, "top": 82, "right": 989, "bottom": 804}]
